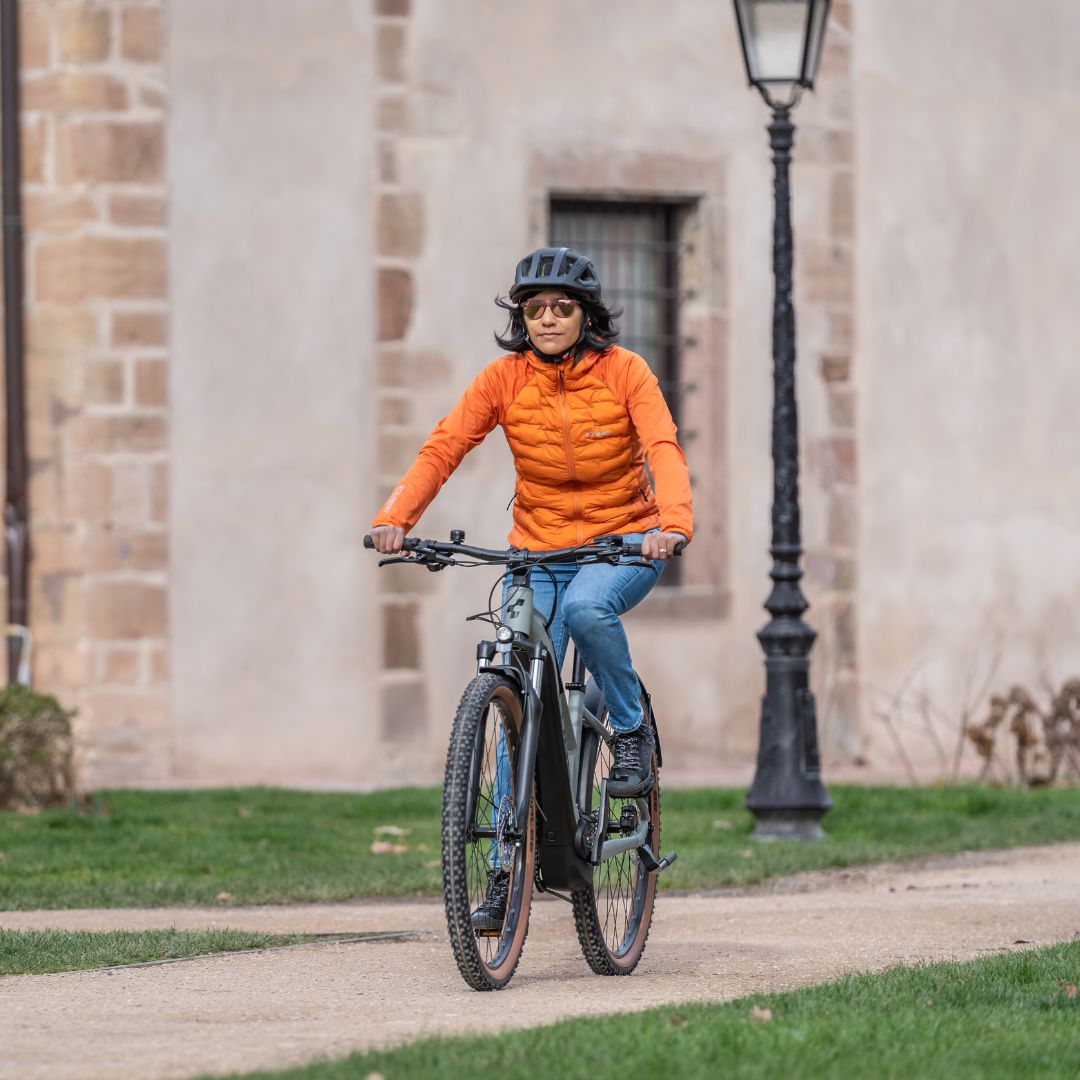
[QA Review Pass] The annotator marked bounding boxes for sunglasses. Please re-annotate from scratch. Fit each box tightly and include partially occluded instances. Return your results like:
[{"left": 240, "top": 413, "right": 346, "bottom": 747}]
[{"left": 520, "top": 297, "right": 581, "bottom": 320}]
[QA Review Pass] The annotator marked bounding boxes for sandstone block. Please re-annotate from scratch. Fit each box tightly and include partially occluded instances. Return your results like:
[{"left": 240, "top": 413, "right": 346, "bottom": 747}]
[
  {"left": 830, "top": 171, "right": 854, "bottom": 240},
  {"left": 378, "top": 394, "right": 410, "bottom": 427},
  {"left": 148, "top": 646, "right": 169, "bottom": 683},
  {"left": 109, "top": 463, "right": 152, "bottom": 523},
  {"left": 86, "top": 580, "right": 168, "bottom": 639},
  {"left": 23, "top": 71, "right": 129, "bottom": 113},
  {"left": 120, "top": 6, "right": 161, "bottom": 62},
  {"left": 376, "top": 346, "right": 413, "bottom": 387},
  {"left": 27, "top": 307, "right": 101, "bottom": 352},
  {"left": 380, "top": 677, "right": 427, "bottom": 742},
  {"left": 33, "top": 571, "right": 85, "bottom": 645},
  {"left": 34, "top": 643, "right": 93, "bottom": 690},
  {"left": 23, "top": 192, "right": 99, "bottom": 231},
  {"left": 66, "top": 461, "right": 111, "bottom": 524},
  {"left": 377, "top": 191, "right": 423, "bottom": 257},
  {"left": 101, "top": 647, "right": 140, "bottom": 684},
  {"left": 377, "top": 23, "right": 407, "bottom": 83},
  {"left": 134, "top": 358, "right": 167, "bottom": 407},
  {"left": 20, "top": 6, "right": 52, "bottom": 69},
  {"left": 74, "top": 414, "right": 168, "bottom": 455},
  {"left": 112, "top": 309, "right": 167, "bottom": 347},
  {"left": 36, "top": 235, "right": 167, "bottom": 302},
  {"left": 377, "top": 268, "right": 412, "bottom": 341},
  {"left": 57, "top": 121, "right": 165, "bottom": 184},
  {"left": 805, "top": 244, "right": 854, "bottom": 306},
  {"left": 378, "top": 139, "right": 398, "bottom": 184},
  {"left": 382, "top": 600, "right": 420, "bottom": 669},
  {"left": 377, "top": 95, "right": 409, "bottom": 134},
  {"left": 85, "top": 359, "right": 126, "bottom": 405},
  {"left": 109, "top": 193, "right": 167, "bottom": 227},
  {"left": 139, "top": 84, "right": 166, "bottom": 110},
  {"left": 22, "top": 118, "right": 45, "bottom": 183},
  {"left": 827, "top": 387, "right": 855, "bottom": 430},
  {"left": 29, "top": 526, "right": 80, "bottom": 574},
  {"left": 820, "top": 352, "right": 850, "bottom": 383},
  {"left": 827, "top": 310, "right": 854, "bottom": 349},
  {"left": 826, "top": 490, "right": 858, "bottom": 549},
  {"left": 149, "top": 464, "right": 168, "bottom": 524},
  {"left": 58, "top": 3, "right": 111, "bottom": 63},
  {"left": 83, "top": 528, "right": 168, "bottom": 572}
]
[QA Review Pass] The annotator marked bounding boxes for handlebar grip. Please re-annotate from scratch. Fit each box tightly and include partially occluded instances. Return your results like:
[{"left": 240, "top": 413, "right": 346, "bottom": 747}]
[
  {"left": 673, "top": 540, "right": 685, "bottom": 557},
  {"left": 363, "top": 535, "right": 374, "bottom": 549}
]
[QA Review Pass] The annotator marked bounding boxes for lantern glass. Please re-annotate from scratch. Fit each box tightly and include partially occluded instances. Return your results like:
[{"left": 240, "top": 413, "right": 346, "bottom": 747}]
[{"left": 734, "top": 0, "right": 830, "bottom": 90}]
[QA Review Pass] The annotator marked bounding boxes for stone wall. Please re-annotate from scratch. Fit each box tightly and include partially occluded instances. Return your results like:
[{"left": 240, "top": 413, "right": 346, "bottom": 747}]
[{"left": 17, "top": 0, "right": 170, "bottom": 786}]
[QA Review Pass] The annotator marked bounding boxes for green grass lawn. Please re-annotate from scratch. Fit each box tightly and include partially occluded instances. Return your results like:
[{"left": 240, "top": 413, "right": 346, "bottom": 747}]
[
  {"left": 0, "top": 784, "right": 1078, "bottom": 910},
  {"left": 211, "top": 941, "right": 1080, "bottom": 1079},
  {"left": 0, "top": 928, "right": 321, "bottom": 975}
]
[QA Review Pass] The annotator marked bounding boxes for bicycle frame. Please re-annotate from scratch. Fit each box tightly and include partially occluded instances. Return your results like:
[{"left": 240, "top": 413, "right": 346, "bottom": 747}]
[
  {"left": 364, "top": 530, "right": 677, "bottom": 890},
  {"left": 476, "top": 563, "right": 655, "bottom": 892}
]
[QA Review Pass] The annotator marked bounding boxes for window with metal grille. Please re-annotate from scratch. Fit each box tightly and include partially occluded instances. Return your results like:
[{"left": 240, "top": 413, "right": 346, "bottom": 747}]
[
  {"left": 550, "top": 198, "right": 691, "bottom": 584},
  {"left": 550, "top": 199, "right": 687, "bottom": 424}
]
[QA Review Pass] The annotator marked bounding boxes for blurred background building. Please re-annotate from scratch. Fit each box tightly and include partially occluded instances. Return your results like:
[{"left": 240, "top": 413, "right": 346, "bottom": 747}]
[{"left": 2, "top": 0, "right": 1078, "bottom": 789}]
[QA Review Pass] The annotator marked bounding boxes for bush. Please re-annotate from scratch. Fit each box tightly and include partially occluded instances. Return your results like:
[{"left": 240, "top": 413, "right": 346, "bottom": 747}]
[{"left": 0, "top": 685, "right": 76, "bottom": 811}]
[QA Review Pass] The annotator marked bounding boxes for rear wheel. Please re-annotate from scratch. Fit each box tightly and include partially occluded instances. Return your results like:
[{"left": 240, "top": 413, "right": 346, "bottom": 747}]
[
  {"left": 572, "top": 705, "right": 660, "bottom": 976},
  {"left": 441, "top": 673, "right": 535, "bottom": 991}
]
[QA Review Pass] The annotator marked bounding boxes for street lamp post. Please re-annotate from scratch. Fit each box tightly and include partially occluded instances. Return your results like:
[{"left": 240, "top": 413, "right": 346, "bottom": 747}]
[{"left": 733, "top": 0, "right": 832, "bottom": 839}]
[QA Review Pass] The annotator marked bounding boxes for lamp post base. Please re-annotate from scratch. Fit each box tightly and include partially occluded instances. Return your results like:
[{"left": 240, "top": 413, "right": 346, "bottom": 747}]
[{"left": 750, "top": 809, "right": 827, "bottom": 841}]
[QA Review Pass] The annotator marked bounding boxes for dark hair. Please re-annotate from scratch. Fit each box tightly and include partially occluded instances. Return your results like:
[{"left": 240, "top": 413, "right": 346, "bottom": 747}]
[{"left": 493, "top": 292, "right": 622, "bottom": 360}]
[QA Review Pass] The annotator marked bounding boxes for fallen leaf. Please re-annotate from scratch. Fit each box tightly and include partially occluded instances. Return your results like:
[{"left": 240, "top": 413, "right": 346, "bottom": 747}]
[
  {"left": 751, "top": 1006, "right": 772, "bottom": 1023},
  {"left": 216, "top": 891, "right": 233, "bottom": 903},
  {"left": 374, "top": 825, "right": 410, "bottom": 838},
  {"left": 236, "top": 807, "right": 252, "bottom": 818},
  {"left": 200, "top": 864, "right": 213, "bottom": 874},
  {"left": 370, "top": 841, "right": 407, "bottom": 855},
  {"left": 740, "top": 849, "right": 755, "bottom": 859},
  {"left": 1060, "top": 982, "right": 1077, "bottom": 999},
  {"left": 668, "top": 1012, "right": 687, "bottom": 1027},
  {"left": 711, "top": 819, "right": 733, "bottom": 830}
]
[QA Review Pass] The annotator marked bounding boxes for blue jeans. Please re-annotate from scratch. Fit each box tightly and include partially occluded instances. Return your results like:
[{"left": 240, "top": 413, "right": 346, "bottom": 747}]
[{"left": 488, "top": 533, "right": 664, "bottom": 869}]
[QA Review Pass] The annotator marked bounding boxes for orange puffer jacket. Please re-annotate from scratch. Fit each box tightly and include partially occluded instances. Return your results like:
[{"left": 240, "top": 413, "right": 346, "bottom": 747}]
[{"left": 373, "top": 346, "right": 694, "bottom": 550}]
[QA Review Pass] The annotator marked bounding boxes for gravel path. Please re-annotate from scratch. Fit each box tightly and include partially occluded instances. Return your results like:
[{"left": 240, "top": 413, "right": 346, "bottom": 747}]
[{"left": 3, "top": 843, "right": 1079, "bottom": 1080}]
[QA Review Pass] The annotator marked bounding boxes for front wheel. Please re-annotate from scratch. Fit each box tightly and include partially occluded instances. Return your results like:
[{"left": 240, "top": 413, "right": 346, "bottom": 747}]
[
  {"left": 572, "top": 706, "right": 660, "bottom": 976},
  {"left": 441, "top": 673, "right": 535, "bottom": 991}
]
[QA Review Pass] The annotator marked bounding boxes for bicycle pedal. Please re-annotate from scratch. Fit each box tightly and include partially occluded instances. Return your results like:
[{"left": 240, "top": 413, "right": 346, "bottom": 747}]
[
  {"left": 637, "top": 843, "right": 678, "bottom": 874},
  {"left": 474, "top": 927, "right": 501, "bottom": 939}
]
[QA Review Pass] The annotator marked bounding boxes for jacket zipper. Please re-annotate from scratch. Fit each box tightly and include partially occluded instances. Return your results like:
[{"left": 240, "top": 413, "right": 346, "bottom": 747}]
[{"left": 558, "top": 369, "right": 584, "bottom": 544}]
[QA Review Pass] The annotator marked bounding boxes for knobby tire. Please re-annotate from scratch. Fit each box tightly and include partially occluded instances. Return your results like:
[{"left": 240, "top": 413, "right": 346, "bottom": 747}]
[
  {"left": 441, "top": 673, "right": 535, "bottom": 991},
  {"left": 571, "top": 703, "right": 660, "bottom": 976}
]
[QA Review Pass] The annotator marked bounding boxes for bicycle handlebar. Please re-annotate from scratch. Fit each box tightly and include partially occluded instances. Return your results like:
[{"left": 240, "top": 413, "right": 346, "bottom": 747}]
[{"left": 363, "top": 532, "right": 683, "bottom": 566}]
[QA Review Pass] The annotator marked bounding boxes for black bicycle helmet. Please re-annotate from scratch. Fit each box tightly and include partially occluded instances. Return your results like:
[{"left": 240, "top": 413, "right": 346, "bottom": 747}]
[{"left": 509, "top": 246, "right": 602, "bottom": 303}]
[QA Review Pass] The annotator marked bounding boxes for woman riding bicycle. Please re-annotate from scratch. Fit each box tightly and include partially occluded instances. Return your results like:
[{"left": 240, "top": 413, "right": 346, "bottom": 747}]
[{"left": 369, "top": 247, "right": 694, "bottom": 908}]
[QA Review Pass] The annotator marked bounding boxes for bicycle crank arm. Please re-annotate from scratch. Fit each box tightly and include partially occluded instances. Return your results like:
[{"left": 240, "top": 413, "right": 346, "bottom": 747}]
[{"left": 636, "top": 843, "right": 678, "bottom": 874}]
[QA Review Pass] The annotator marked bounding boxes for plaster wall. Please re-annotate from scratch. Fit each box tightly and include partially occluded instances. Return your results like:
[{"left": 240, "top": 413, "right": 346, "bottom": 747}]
[
  {"left": 168, "top": 2, "right": 378, "bottom": 782},
  {"left": 856, "top": 0, "right": 1080, "bottom": 775}
]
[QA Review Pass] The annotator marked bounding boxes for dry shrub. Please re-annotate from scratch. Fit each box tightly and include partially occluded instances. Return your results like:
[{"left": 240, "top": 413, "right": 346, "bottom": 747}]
[
  {"left": 966, "top": 678, "right": 1080, "bottom": 787},
  {"left": 0, "top": 685, "right": 77, "bottom": 810}
]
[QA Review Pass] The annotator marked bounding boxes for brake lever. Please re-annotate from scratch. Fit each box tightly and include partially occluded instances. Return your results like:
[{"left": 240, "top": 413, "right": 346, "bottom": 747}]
[{"left": 377, "top": 555, "right": 421, "bottom": 568}]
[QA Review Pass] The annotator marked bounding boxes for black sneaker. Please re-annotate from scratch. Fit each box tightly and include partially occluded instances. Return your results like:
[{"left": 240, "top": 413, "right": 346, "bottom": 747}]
[
  {"left": 607, "top": 723, "right": 656, "bottom": 797},
  {"left": 471, "top": 870, "right": 510, "bottom": 934}
]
